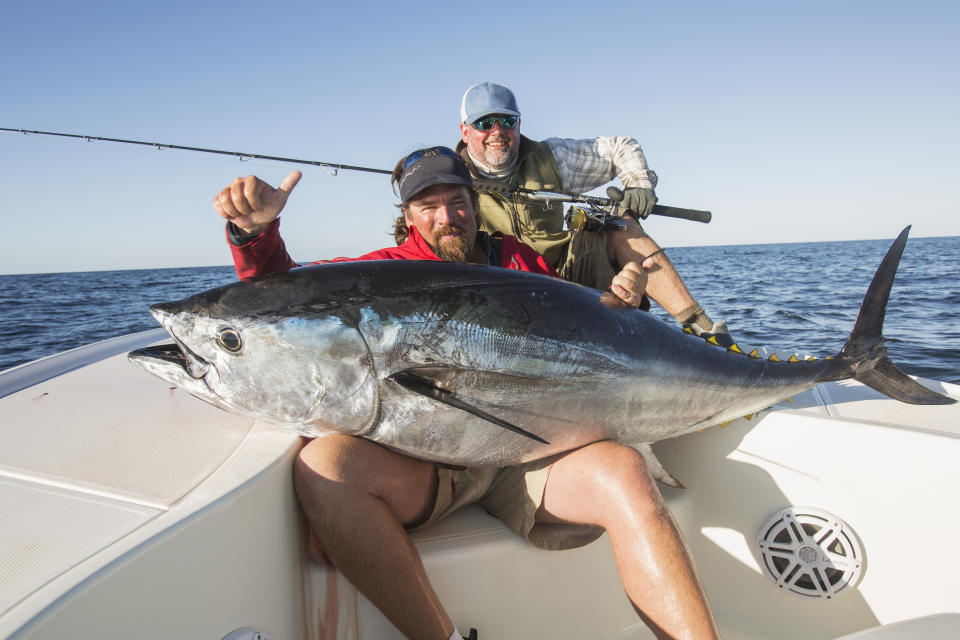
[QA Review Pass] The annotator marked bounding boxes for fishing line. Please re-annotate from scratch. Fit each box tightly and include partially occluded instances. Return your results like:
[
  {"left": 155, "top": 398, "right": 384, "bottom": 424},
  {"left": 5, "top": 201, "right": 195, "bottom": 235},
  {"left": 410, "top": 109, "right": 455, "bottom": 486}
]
[{"left": 0, "top": 127, "right": 392, "bottom": 175}]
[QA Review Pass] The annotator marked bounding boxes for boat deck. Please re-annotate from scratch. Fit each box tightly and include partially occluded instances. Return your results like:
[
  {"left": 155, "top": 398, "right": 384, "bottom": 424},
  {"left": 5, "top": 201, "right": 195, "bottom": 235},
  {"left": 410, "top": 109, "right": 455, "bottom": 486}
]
[{"left": 1, "top": 334, "right": 958, "bottom": 639}]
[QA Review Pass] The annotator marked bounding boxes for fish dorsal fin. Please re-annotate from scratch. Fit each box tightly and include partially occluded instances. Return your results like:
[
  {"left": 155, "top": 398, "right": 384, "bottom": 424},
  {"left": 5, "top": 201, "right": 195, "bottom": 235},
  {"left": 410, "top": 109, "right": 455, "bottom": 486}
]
[{"left": 388, "top": 371, "right": 550, "bottom": 444}]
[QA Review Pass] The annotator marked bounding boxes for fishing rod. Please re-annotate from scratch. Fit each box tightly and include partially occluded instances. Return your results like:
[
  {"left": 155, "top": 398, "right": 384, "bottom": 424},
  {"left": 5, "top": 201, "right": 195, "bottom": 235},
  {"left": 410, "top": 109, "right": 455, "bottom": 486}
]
[
  {"left": 474, "top": 179, "right": 712, "bottom": 227},
  {"left": 0, "top": 127, "right": 391, "bottom": 175},
  {"left": 3, "top": 127, "right": 711, "bottom": 226}
]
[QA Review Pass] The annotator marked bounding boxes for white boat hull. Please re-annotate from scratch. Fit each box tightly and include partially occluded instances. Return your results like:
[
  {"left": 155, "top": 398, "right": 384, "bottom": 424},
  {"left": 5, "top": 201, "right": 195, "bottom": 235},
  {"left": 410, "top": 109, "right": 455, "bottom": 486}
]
[{"left": 1, "top": 336, "right": 958, "bottom": 639}]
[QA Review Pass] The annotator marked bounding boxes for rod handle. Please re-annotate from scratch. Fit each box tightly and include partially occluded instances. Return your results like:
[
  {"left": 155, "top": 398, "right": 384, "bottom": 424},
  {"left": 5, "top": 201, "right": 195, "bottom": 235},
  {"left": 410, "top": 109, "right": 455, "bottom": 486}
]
[{"left": 649, "top": 204, "right": 712, "bottom": 224}]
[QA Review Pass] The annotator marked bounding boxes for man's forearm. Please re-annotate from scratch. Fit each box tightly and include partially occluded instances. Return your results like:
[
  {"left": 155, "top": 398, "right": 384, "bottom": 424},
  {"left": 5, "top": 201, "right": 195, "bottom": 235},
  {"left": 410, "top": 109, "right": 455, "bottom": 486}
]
[
  {"left": 545, "top": 136, "right": 658, "bottom": 194},
  {"left": 226, "top": 218, "right": 299, "bottom": 280}
]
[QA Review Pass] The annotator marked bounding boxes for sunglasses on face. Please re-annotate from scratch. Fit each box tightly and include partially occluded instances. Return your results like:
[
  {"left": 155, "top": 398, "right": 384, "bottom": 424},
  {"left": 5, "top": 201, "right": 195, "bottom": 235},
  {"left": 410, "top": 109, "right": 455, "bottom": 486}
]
[
  {"left": 402, "top": 146, "right": 459, "bottom": 170},
  {"left": 471, "top": 115, "right": 519, "bottom": 131}
]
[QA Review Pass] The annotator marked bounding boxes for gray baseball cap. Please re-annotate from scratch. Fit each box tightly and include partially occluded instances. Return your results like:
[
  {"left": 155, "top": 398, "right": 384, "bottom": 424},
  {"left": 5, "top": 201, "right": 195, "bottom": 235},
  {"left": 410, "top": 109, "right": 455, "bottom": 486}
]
[{"left": 460, "top": 82, "right": 520, "bottom": 124}]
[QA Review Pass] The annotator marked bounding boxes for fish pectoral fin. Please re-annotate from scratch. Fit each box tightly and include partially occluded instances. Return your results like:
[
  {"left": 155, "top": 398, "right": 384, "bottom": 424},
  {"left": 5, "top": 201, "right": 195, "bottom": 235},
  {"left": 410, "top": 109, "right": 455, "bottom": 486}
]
[
  {"left": 628, "top": 443, "right": 685, "bottom": 489},
  {"left": 388, "top": 371, "right": 550, "bottom": 445}
]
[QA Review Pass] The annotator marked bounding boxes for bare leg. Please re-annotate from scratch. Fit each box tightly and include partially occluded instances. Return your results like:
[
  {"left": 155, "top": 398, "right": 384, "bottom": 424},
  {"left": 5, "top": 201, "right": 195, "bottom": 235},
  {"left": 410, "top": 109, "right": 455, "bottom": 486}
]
[
  {"left": 294, "top": 435, "right": 454, "bottom": 640},
  {"left": 607, "top": 216, "right": 700, "bottom": 319},
  {"left": 538, "top": 441, "right": 721, "bottom": 640}
]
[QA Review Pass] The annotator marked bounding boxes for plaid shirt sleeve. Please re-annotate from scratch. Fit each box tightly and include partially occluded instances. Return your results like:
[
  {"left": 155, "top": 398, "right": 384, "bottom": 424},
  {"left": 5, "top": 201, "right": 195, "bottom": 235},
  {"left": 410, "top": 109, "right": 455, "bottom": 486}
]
[{"left": 544, "top": 136, "right": 658, "bottom": 194}]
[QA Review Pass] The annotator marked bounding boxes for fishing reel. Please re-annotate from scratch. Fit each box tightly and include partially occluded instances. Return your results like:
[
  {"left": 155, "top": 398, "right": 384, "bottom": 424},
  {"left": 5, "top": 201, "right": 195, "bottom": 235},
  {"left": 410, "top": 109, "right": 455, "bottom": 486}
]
[
  {"left": 564, "top": 204, "right": 627, "bottom": 232},
  {"left": 563, "top": 187, "right": 630, "bottom": 233}
]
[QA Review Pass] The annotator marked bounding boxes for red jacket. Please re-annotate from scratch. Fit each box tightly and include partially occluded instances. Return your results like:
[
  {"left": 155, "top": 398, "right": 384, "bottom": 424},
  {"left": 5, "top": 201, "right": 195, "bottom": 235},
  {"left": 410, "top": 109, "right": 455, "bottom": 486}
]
[{"left": 228, "top": 219, "right": 559, "bottom": 280}]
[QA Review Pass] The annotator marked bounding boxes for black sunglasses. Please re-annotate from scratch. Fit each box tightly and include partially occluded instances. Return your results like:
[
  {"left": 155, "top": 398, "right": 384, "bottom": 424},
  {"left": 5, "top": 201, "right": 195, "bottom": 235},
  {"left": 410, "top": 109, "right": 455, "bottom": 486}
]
[
  {"left": 471, "top": 115, "right": 519, "bottom": 131},
  {"left": 402, "top": 146, "right": 459, "bottom": 170}
]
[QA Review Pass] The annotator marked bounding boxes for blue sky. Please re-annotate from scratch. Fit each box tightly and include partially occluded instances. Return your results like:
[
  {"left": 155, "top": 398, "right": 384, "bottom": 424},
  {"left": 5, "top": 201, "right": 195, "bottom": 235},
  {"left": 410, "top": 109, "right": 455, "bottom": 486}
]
[{"left": 1, "top": 0, "right": 957, "bottom": 274}]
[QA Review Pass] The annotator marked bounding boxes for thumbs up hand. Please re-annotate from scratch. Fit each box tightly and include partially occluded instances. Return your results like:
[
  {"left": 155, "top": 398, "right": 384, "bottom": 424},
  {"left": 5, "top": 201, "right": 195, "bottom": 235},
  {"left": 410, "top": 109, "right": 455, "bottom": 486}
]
[{"left": 214, "top": 170, "right": 302, "bottom": 235}]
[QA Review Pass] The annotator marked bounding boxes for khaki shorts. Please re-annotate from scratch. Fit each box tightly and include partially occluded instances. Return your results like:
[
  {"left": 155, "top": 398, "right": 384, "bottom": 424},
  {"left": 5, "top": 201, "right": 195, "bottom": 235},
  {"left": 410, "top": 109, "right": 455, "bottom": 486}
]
[
  {"left": 408, "top": 453, "right": 605, "bottom": 551},
  {"left": 557, "top": 228, "right": 618, "bottom": 291},
  {"left": 557, "top": 227, "right": 651, "bottom": 311}
]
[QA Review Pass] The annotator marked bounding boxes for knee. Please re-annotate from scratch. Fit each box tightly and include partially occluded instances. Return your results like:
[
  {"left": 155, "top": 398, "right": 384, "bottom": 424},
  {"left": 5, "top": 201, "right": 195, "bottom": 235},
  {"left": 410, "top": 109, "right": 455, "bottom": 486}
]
[
  {"left": 295, "top": 434, "right": 354, "bottom": 483},
  {"left": 583, "top": 444, "right": 667, "bottom": 525},
  {"left": 294, "top": 435, "right": 438, "bottom": 527},
  {"left": 293, "top": 434, "right": 371, "bottom": 508},
  {"left": 607, "top": 218, "right": 657, "bottom": 263},
  {"left": 614, "top": 216, "right": 650, "bottom": 243},
  {"left": 294, "top": 436, "right": 389, "bottom": 526}
]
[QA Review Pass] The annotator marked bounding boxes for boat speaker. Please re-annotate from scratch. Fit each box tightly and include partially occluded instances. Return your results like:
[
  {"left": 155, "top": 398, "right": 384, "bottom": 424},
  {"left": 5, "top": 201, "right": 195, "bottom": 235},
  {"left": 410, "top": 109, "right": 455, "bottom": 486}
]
[{"left": 756, "top": 506, "right": 864, "bottom": 599}]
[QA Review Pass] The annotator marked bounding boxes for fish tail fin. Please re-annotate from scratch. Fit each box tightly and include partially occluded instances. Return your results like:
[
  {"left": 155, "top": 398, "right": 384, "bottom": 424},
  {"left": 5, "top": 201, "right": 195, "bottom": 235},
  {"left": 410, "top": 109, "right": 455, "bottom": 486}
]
[
  {"left": 823, "top": 226, "right": 955, "bottom": 405},
  {"left": 855, "top": 358, "right": 953, "bottom": 404}
]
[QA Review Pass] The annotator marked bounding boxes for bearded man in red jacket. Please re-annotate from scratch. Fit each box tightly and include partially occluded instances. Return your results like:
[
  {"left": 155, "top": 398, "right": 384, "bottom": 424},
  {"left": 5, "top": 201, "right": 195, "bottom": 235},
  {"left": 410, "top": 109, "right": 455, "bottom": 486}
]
[
  {"left": 212, "top": 148, "right": 720, "bottom": 640},
  {"left": 219, "top": 146, "right": 645, "bottom": 310}
]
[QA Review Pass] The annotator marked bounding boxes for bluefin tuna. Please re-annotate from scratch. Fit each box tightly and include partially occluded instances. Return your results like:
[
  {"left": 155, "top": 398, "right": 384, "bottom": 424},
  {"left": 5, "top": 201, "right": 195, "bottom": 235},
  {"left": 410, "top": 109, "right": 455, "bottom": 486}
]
[{"left": 128, "top": 227, "right": 954, "bottom": 472}]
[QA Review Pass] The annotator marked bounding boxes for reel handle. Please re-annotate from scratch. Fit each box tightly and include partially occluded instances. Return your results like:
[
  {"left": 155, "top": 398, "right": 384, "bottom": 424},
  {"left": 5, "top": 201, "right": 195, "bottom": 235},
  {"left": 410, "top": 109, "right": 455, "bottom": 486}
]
[{"left": 606, "top": 186, "right": 625, "bottom": 202}]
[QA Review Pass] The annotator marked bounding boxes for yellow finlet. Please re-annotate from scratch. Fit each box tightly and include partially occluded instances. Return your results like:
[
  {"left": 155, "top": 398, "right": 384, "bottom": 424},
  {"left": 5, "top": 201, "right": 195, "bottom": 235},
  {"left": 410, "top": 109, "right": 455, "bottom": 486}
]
[
  {"left": 727, "top": 343, "right": 745, "bottom": 354},
  {"left": 749, "top": 349, "right": 761, "bottom": 359},
  {"left": 769, "top": 353, "right": 782, "bottom": 362}
]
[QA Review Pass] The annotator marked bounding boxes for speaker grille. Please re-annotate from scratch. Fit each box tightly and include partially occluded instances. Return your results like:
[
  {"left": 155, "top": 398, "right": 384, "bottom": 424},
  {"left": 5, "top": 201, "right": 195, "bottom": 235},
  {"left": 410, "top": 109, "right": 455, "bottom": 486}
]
[{"left": 756, "top": 507, "right": 864, "bottom": 599}]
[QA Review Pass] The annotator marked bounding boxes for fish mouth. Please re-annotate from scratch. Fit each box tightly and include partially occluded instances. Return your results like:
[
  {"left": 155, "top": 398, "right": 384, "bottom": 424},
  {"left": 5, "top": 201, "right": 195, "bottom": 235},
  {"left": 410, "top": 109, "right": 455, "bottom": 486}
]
[
  {"left": 128, "top": 339, "right": 231, "bottom": 414},
  {"left": 129, "top": 342, "right": 193, "bottom": 377},
  {"left": 134, "top": 303, "right": 214, "bottom": 380},
  {"left": 128, "top": 335, "right": 212, "bottom": 381},
  {"left": 129, "top": 342, "right": 187, "bottom": 367}
]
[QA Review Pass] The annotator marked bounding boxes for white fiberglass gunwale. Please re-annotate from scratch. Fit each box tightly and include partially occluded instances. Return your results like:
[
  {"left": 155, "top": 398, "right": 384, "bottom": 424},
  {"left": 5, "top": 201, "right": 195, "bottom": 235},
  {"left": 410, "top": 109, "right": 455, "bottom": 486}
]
[{"left": 1, "top": 332, "right": 958, "bottom": 639}]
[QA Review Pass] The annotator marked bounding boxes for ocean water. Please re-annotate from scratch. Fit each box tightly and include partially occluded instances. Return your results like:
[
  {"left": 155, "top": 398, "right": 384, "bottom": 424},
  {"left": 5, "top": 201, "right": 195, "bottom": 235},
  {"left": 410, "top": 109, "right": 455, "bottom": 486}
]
[
  {"left": 0, "top": 265, "right": 237, "bottom": 372},
  {"left": 1, "top": 236, "right": 958, "bottom": 383}
]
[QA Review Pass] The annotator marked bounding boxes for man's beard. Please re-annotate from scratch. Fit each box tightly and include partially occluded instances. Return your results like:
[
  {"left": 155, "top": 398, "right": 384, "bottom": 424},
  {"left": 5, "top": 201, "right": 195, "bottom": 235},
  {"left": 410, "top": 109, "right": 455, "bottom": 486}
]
[
  {"left": 481, "top": 136, "right": 515, "bottom": 169},
  {"left": 433, "top": 225, "right": 470, "bottom": 262}
]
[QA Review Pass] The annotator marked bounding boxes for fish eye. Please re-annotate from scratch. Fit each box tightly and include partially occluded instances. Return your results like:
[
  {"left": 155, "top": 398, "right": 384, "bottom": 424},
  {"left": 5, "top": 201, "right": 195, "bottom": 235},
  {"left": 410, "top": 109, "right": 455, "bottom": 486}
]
[{"left": 217, "top": 328, "right": 242, "bottom": 353}]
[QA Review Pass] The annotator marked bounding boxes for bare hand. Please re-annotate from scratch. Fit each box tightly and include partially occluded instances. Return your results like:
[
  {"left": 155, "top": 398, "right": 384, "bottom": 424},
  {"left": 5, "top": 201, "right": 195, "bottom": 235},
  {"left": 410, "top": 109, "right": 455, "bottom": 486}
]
[
  {"left": 609, "top": 260, "right": 649, "bottom": 307},
  {"left": 213, "top": 170, "right": 302, "bottom": 235}
]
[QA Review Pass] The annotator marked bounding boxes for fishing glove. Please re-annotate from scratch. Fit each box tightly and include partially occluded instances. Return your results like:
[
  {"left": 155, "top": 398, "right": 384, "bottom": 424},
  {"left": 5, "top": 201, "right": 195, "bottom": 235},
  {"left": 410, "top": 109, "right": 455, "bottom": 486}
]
[
  {"left": 684, "top": 320, "right": 737, "bottom": 350},
  {"left": 620, "top": 187, "right": 657, "bottom": 220},
  {"left": 675, "top": 304, "right": 737, "bottom": 349}
]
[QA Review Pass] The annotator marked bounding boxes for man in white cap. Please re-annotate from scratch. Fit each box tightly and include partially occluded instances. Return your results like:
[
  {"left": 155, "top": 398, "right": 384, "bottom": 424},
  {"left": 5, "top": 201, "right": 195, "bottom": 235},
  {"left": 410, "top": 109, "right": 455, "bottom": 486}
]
[{"left": 457, "top": 81, "right": 729, "bottom": 340}]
